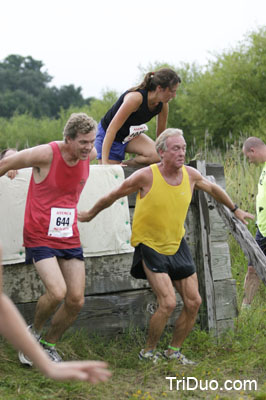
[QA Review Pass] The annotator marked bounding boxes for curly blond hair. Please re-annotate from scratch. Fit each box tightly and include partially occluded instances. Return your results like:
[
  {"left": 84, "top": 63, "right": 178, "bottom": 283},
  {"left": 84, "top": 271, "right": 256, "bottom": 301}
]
[{"left": 63, "top": 113, "right": 97, "bottom": 141}]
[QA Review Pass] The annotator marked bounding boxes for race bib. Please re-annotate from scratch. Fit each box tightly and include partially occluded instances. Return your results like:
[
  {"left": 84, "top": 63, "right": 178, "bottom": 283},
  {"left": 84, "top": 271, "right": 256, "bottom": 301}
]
[
  {"left": 48, "top": 207, "right": 75, "bottom": 238},
  {"left": 122, "top": 124, "right": 148, "bottom": 144}
]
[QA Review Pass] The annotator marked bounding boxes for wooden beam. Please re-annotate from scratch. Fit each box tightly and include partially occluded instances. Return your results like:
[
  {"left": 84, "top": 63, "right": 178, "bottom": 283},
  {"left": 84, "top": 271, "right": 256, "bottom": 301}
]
[
  {"left": 190, "top": 161, "right": 217, "bottom": 333},
  {"left": 207, "top": 176, "right": 266, "bottom": 285},
  {"left": 15, "top": 289, "right": 185, "bottom": 336}
]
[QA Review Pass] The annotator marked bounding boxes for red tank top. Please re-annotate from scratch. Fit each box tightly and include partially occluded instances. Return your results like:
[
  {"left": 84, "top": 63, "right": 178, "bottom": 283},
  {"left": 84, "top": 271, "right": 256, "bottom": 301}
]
[{"left": 23, "top": 141, "right": 90, "bottom": 248}]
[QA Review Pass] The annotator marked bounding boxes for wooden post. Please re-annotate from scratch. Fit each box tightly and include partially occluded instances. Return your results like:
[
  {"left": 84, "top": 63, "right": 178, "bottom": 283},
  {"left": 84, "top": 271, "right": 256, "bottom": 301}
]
[
  {"left": 190, "top": 161, "right": 239, "bottom": 335},
  {"left": 190, "top": 161, "right": 217, "bottom": 334}
]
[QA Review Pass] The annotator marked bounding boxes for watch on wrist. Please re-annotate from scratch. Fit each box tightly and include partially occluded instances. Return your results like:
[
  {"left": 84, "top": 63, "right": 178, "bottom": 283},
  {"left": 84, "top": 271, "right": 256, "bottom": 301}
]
[{"left": 231, "top": 204, "right": 239, "bottom": 213}]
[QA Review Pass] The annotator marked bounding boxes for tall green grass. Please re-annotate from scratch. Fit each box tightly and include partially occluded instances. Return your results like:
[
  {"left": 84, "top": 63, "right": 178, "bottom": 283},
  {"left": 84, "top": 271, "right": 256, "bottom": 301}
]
[{"left": 0, "top": 107, "right": 92, "bottom": 150}]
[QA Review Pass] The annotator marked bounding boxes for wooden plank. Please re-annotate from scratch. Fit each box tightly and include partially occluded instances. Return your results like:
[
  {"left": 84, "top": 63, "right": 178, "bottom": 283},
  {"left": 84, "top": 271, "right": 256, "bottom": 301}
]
[
  {"left": 3, "top": 253, "right": 152, "bottom": 303},
  {"left": 210, "top": 242, "right": 232, "bottom": 281},
  {"left": 184, "top": 206, "right": 198, "bottom": 261},
  {"left": 206, "top": 164, "right": 226, "bottom": 189},
  {"left": 204, "top": 170, "right": 237, "bottom": 327},
  {"left": 216, "top": 319, "right": 235, "bottom": 336},
  {"left": 209, "top": 207, "right": 229, "bottom": 242},
  {"left": 15, "top": 289, "right": 184, "bottom": 336},
  {"left": 214, "top": 279, "right": 238, "bottom": 320},
  {"left": 190, "top": 161, "right": 217, "bottom": 333},
  {"left": 84, "top": 253, "right": 150, "bottom": 296},
  {"left": 3, "top": 263, "right": 45, "bottom": 303}
]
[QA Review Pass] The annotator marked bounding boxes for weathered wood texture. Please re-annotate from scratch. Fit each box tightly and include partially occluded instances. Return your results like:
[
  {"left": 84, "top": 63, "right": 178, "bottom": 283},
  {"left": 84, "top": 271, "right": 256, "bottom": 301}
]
[
  {"left": 207, "top": 176, "right": 266, "bottom": 285},
  {"left": 190, "top": 161, "right": 237, "bottom": 336},
  {"left": 16, "top": 289, "right": 184, "bottom": 335},
  {"left": 3, "top": 162, "right": 238, "bottom": 336}
]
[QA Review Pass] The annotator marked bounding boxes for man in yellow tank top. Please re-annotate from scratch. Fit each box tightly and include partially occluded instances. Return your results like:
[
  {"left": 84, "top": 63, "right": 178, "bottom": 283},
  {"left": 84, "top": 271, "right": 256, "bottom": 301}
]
[
  {"left": 242, "top": 137, "right": 266, "bottom": 309},
  {"left": 79, "top": 128, "right": 253, "bottom": 364}
]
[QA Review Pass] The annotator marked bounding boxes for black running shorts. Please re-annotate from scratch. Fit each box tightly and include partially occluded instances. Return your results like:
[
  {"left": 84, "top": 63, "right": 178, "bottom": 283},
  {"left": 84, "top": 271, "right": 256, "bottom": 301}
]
[{"left": 131, "top": 238, "right": 196, "bottom": 281}]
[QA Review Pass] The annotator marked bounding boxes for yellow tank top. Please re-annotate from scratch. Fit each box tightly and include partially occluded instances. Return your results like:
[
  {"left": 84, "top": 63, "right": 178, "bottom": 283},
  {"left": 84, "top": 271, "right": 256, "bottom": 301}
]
[{"left": 131, "top": 164, "right": 192, "bottom": 255}]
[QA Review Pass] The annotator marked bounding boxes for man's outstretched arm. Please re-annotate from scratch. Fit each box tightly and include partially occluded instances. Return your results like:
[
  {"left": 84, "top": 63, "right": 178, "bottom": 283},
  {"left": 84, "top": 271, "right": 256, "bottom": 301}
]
[
  {"left": 78, "top": 168, "right": 149, "bottom": 222},
  {"left": 0, "top": 145, "right": 52, "bottom": 177},
  {"left": 191, "top": 167, "right": 254, "bottom": 225}
]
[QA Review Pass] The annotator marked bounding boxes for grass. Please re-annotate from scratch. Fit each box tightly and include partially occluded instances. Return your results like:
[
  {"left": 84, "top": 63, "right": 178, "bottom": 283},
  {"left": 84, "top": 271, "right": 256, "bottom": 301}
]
[
  {"left": 0, "top": 310, "right": 265, "bottom": 400},
  {"left": 0, "top": 144, "right": 265, "bottom": 399}
]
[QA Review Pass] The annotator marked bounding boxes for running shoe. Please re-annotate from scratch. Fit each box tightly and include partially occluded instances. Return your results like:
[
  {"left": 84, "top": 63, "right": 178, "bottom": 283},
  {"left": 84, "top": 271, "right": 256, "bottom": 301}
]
[
  {"left": 162, "top": 350, "right": 196, "bottom": 365},
  {"left": 41, "top": 344, "right": 62, "bottom": 363},
  {"left": 138, "top": 349, "right": 161, "bottom": 364},
  {"left": 18, "top": 325, "right": 41, "bottom": 367}
]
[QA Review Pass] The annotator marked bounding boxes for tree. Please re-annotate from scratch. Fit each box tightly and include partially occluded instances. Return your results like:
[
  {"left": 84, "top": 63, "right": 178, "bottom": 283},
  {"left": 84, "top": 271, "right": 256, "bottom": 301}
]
[
  {"left": 56, "top": 85, "right": 84, "bottom": 110},
  {"left": 87, "top": 90, "right": 119, "bottom": 122},
  {"left": 0, "top": 55, "right": 52, "bottom": 95},
  {"left": 176, "top": 27, "right": 266, "bottom": 148},
  {"left": 0, "top": 55, "right": 88, "bottom": 118}
]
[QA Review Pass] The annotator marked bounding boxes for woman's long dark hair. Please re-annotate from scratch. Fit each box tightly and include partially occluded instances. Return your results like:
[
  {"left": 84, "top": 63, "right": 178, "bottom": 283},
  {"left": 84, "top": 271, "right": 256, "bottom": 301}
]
[{"left": 129, "top": 68, "right": 181, "bottom": 92}]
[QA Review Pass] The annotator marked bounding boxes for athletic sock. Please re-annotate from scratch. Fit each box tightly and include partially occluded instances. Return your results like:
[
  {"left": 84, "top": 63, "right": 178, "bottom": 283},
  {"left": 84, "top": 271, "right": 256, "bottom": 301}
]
[
  {"left": 40, "top": 339, "right": 56, "bottom": 347},
  {"left": 168, "top": 345, "right": 181, "bottom": 352}
]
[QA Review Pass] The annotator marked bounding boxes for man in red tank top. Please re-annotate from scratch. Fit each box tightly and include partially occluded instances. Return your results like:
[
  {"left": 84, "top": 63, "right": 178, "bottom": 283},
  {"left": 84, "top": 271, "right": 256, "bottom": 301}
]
[{"left": 0, "top": 113, "right": 97, "bottom": 365}]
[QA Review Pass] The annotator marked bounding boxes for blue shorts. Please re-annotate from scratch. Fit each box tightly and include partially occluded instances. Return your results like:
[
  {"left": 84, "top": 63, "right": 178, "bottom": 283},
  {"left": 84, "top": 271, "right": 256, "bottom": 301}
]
[
  {"left": 95, "top": 122, "right": 127, "bottom": 162},
  {"left": 25, "top": 246, "right": 84, "bottom": 264},
  {"left": 131, "top": 238, "right": 196, "bottom": 281}
]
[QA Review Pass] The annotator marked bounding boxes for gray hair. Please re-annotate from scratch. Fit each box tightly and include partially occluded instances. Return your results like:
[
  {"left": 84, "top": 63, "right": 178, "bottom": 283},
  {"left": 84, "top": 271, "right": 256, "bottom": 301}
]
[
  {"left": 243, "top": 136, "right": 265, "bottom": 152},
  {"left": 63, "top": 113, "right": 97, "bottom": 141},
  {"left": 155, "top": 128, "right": 184, "bottom": 153}
]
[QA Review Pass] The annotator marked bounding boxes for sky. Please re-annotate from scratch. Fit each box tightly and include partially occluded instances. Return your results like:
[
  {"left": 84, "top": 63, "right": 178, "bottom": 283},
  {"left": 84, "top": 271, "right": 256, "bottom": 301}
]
[{"left": 1, "top": 0, "right": 266, "bottom": 99}]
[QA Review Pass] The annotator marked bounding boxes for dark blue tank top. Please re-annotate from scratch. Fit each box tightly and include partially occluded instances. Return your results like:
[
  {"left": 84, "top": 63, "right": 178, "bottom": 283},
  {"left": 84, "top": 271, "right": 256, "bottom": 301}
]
[{"left": 100, "top": 89, "right": 163, "bottom": 143}]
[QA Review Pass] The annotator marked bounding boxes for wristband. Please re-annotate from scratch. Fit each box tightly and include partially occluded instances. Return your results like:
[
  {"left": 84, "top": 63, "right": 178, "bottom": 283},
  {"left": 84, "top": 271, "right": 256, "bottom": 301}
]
[{"left": 231, "top": 204, "right": 239, "bottom": 213}]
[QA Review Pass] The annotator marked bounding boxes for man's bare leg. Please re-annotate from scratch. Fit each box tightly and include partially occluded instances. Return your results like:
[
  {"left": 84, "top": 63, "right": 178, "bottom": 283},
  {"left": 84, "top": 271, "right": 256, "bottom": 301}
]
[
  {"left": 242, "top": 266, "right": 260, "bottom": 307},
  {"left": 44, "top": 258, "right": 85, "bottom": 344},
  {"left": 142, "top": 263, "right": 176, "bottom": 352},
  {"left": 33, "top": 257, "right": 67, "bottom": 335},
  {"left": 168, "top": 273, "right": 201, "bottom": 353}
]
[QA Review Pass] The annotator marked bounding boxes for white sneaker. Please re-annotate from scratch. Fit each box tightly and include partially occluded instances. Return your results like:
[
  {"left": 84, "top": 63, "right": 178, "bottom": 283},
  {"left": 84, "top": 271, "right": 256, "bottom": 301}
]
[
  {"left": 138, "top": 349, "right": 161, "bottom": 364},
  {"left": 18, "top": 325, "right": 41, "bottom": 367},
  {"left": 41, "top": 343, "right": 63, "bottom": 363},
  {"left": 163, "top": 350, "right": 196, "bottom": 365}
]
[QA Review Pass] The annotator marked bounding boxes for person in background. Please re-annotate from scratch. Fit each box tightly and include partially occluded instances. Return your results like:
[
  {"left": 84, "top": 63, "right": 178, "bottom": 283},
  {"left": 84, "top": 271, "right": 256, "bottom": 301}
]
[
  {"left": 79, "top": 128, "right": 254, "bottom": 364},
  {"left": 0, "top": 242, "right": 111, "bottom": 382},
  {"left": 0, "top": 113, "right": 97, "bottom": 365},
  {"left": 242, "top": 136, "right": 266, "bottom": 308},
  {"left": 95, "top": 68, "right": 181, "bottom": 166},
  {"left": 0, "top": 148, "right": 18, "bottom": 179}
]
